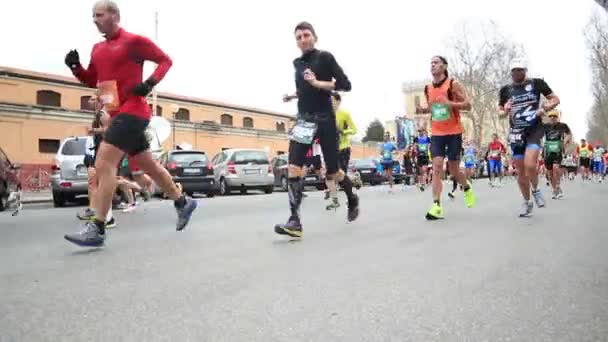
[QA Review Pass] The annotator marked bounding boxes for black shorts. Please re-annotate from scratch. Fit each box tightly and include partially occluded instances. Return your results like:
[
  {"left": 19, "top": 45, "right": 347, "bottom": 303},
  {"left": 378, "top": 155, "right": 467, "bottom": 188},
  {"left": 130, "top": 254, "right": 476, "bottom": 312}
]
[
  {"left": 544, "top": 153, "right": 562, "bottom": 170},
  {"left": 304, "top": 155, "right": 322, "bottom": 170},
  {"left": 83, "top": 154, "right": 96, "bottom": 168},
  {"left": 381, "top": 160, "right": 394, "bottom": 170},
  {"left": 510, "top": 124, "right": 544, "bottom": 158},
  {"left": 431, "top": 134, "right": 462, "bottom": 161},
  {"left": 417, "top": 155, "right": 430, "bottom": 167},
  {"left": 579, "top": 158, "right": 591, "bottom": 168},
  {"left": 338, "top": 147, "right": 351, "bottom": 172},
  {"left": 289, "top": 113, "right": 339, "bottom": 175},
  {"left": 104, "top": 113, "right": 150, "bottom": 156}
]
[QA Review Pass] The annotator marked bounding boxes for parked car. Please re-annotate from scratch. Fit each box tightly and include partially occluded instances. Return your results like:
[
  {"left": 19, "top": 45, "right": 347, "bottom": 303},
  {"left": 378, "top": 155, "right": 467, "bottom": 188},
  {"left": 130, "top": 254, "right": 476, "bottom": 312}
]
[
  {"left": 160, "top": 150, "right": 217, "bottom": 197},
  {"left": 271, "top": 154, "right": 325, "bottom": 191},
  {"left": 50, "top": 136, "right": 91, "bottom": 207},
  {"left": 212, "top": 149, "right": 274, "bottom": 195},
  {"left": 0, "top": 146, "right": 21, "bottom": 212},
  {"left": 352, "top": 158, "right": 385, "bottom": 185}
]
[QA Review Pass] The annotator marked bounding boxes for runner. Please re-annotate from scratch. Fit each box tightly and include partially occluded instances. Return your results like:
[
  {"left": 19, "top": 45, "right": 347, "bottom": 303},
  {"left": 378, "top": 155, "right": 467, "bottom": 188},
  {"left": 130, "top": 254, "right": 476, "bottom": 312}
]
[
  {"left": 592, "top": 143, "right": 605, "bottom": 183},
  {"left": 63, "top": 1, "right": 197, "bottom": 247},
  {"left": 498, "top": 59, "right": 560, "bottom": 217},
  {"left": 78, "top": 105, "right": 115, "bottom": 228},
  {"left": 415, "top": 56, "right": 477, "bottom": 220},
  {"left": 415, "top": 128, "right": 431, "bottom": 192},
  {"left": 487, "top": 133, "right": 507, "bottom": 187},
  {"left": 275, "top": 21, "right": 359, "bottom": 238},
  {"left": 325, "top": 92, "right": 357, "bottom": 210},
  {"left": 576, "top": 139, "right": 593, "bottom": 181},
  {"left": 449, "top": 140, "right": 476, "bottom": 199},
  {"left": 542, "top": 110, "right": 571, "bottom": 199},
  {"left": 380, "top": 133, "right": 398, "bottom": 193}
]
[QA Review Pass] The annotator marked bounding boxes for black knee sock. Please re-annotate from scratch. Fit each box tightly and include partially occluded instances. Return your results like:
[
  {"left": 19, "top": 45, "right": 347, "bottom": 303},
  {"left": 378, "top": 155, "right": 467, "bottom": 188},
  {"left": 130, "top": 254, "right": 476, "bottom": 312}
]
[
  {"left": 338, "top": 175, "right": 357, "bottom": 203},
  {"left": 288, "top": 177, "right": 304, "bottom": 221},
  {"left": 452, "top": 178, "right": 458, "bottom": 192},
  {"left": 94, "top": 218, "right": 106, "bottom": 235},
  {"left": 174, "top": 195, "right": 187, "bottom": 208}
]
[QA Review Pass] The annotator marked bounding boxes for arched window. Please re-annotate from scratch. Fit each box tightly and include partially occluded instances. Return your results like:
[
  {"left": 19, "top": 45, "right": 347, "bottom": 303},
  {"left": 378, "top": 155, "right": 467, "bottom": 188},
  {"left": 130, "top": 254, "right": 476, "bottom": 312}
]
[
  {"left": 221, "top": 114, "right": 233, "bottom": 126},
  {"left": 37, "top": 90, "right": 61, "bottom": 107},
  {"left": 80, "top": 96, "right": 93, "bottom": 110},
  {"left": 175, "top": 108, "right": 190, "bottom": 121},
  {"left": 243, "top": 117, "right": 254, "bottom": 128},
  {"left": 276, "top": 122, "right": 286, "bottom": 132},
  {"left": 149, "top": 104, "right": 163, "bottom": 116}
]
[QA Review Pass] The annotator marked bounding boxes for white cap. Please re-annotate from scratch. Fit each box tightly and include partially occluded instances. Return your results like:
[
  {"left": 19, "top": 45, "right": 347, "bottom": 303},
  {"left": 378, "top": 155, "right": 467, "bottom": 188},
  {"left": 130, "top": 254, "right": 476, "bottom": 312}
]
[{"left": 510, "top": 59, "right": 528, "bottom": 71}]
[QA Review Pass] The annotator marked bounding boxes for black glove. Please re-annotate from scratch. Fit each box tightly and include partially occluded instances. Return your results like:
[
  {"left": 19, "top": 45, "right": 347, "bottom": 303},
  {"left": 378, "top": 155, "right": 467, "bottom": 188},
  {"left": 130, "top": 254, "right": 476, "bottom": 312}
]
[
  {"left": 132, "top": 78, "right": 157, "bottom": 97},
  {"left": 65, "top": 50, "right": 81, "bottom": 70}
]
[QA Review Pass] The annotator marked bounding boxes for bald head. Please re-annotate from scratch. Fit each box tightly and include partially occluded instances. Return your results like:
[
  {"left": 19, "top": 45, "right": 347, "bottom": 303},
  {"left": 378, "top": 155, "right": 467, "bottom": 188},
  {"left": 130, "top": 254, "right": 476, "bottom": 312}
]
[{"left": 93, "top": 1, "right": 120, "bottom": 37}]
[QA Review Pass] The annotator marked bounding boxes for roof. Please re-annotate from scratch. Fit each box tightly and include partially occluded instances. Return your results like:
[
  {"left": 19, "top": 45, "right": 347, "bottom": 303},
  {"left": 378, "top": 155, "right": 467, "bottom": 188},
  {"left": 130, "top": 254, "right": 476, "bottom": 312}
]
[{"left": 0, "top": 65, "right": 294, "bottom": 120}]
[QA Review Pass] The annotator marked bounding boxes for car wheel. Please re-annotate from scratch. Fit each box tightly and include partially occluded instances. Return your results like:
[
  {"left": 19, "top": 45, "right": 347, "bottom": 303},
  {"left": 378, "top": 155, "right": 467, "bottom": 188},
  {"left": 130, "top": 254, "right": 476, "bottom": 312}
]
[
  {"left": 316, "top": 184, "right": 325, "bottom": 191},
  {"left": 206, "top": 191, "right": 215, "bottom": 198},
  {"left": 53, "top": 191, "right": 66, "bottom": 208},
  {"left": 264, "top": 186, "right": 274, "bottom": 194},
  {"left": 280, "top": 176, "right": 288, "bottom": 192},
  {"left": 219, "top": 178, "right": 230, "bottom": 196},
  {"left": 186, "top": 192, "right": 194, "bottom": 197},
  {"left": 240, "top": 188, "right": 247, "bottom": 195}
]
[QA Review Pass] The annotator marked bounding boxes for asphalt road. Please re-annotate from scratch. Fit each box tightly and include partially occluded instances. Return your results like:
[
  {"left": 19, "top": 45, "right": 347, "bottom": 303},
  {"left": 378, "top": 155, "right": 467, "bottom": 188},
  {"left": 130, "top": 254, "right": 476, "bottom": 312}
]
[{"left": 1, "top": 180, "right": 607, "bottom": 342}]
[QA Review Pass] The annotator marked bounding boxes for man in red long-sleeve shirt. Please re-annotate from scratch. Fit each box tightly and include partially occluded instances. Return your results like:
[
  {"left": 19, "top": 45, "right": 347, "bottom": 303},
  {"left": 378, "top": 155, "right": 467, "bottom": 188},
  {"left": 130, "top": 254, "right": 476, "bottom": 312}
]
[{"left": 64, "top": 1, "right": 197, "bottom": 247}]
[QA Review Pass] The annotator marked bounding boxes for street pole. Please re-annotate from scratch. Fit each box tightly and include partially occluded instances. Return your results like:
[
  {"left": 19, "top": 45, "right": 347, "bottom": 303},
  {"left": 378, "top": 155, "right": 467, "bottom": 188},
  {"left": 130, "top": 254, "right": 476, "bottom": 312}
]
[{"left": 152, "top": 11, "right": 159, "bottom": 116}]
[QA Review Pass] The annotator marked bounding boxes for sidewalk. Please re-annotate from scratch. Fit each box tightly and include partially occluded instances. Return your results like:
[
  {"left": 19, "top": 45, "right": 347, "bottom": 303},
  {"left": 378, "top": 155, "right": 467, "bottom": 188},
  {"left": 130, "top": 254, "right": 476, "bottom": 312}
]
[{"left": 22, "top": 190, "right": 53, "bottom": 204}]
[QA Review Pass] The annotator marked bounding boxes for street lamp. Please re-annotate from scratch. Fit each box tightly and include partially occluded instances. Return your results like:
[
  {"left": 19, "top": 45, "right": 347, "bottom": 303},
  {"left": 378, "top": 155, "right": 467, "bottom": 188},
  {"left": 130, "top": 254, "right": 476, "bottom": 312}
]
[{"left": 170, "top": 104, "right": 179, "bottom": 149}]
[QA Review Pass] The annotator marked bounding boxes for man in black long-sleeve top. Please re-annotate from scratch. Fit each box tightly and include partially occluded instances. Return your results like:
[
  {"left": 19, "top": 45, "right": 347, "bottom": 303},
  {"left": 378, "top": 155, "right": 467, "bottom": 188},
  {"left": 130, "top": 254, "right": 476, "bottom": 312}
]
[{"left": 275, "top": 21, "right": 360, "bottom": 238}]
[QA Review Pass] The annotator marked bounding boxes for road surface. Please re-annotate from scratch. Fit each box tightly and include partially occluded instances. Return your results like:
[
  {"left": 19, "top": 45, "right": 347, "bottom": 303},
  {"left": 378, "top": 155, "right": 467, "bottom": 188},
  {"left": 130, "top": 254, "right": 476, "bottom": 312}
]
[{"left": 1, "top": 180, "right": 607, "bottom": 341}]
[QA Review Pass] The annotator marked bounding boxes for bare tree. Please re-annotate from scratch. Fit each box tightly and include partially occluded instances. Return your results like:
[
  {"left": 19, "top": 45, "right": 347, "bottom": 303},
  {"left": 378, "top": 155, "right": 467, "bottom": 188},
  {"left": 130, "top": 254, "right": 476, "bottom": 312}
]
[
  {"left": 585, "top": 12, "right": 608, "bottom": 143},
  {"left": 446, "top": 21, "right": 526, "bottom": 147}
]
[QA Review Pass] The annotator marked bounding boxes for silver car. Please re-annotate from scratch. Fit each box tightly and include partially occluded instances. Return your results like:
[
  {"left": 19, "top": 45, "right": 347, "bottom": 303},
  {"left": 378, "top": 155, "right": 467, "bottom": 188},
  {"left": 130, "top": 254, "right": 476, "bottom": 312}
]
[
  {"left": 50, "top": 136, "right": 91, "bottom": 207},
  {"left": 211, "top": 149, "right": 274, "bottom": 195}
]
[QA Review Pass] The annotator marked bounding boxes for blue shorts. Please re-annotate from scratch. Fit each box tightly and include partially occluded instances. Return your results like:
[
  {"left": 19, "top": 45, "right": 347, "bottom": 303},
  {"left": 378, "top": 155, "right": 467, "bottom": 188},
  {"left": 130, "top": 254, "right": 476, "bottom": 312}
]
[
  {"left": 593, "top": 161, "right": 604, "bottom": 173},
  {"left": 489, "top": 159, "right": 502, "bottom": 173},
  {"left": 382, "top": 160, "right": 394, "bottom": 169},
  {"left": 510, "top": 125, "right": 544, "bottom": 160}
]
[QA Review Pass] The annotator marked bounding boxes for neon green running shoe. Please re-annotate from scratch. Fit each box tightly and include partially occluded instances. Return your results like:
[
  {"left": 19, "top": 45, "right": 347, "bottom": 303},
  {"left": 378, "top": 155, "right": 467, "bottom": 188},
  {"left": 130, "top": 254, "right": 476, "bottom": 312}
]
[
  {"left": 463, "top": 182, "right": 477, "bottom": 208},
  {"left": 425, "top": 203, "right": 444, "bottom": 220}
]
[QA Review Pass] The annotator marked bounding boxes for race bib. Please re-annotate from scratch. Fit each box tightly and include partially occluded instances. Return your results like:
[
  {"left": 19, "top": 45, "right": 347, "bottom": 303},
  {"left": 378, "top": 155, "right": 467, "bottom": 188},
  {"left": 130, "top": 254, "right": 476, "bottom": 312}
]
[
  {"left": 431, "top": 103, "right": 450, "bottom": 122},
  {"left": 545, "top": 140, "right": 561, "bottom": 154},
  {"left": 382, "top": 150, "right": 392, "bottom": 160},
  {"left": 580, "top": 149, "right": 589, "bottom": 158},
  {"left": 97, "top": 80, "right": 120, "bottom": 112},
  {"left": 419, "top": 144, "right": 429, "bottom": 153},
  {"left": 509, "top": 132, "right": 524, "bottom": 145},
  {"left": 465, "top": 155, "right": 475, "bottom": 164},
  {"left": 490, "top": 150, "right": 499, "bottom": 158},
  {"left": 288, "top": 120, "right": 318, "bottom": 145}
]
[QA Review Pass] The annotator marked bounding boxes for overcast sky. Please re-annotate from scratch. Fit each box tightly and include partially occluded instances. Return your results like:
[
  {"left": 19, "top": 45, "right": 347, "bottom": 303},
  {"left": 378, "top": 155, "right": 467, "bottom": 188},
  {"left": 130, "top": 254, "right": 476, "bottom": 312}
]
[{"left": 2, "top": 0, "right": 605, "bottom": 139}]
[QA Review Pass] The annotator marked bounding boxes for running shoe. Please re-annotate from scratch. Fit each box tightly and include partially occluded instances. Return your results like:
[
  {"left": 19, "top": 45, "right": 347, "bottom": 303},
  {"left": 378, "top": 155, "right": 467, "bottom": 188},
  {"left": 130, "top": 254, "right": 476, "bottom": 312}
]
[
  {"left": 77, "top": 208, "right": 95, "bottom": 221},
  {"left": 274, "top": 218, "right": 303, "bottom": 238},
  {"left": 425, "top": 203, "right": 444, "bottom": 220},
  {"left": 123, "top": 204, "right": 136, "bottom": 213},
  {"left": 519, "top": 201, "right": 533, "bottom": 217},
  {"left": 105, "top": 217, "right": 117, "bottom": 229},
  {"left": 463, "top": 183, "right": 476, "bottom": 208},
  {"left": 175, "top": 198, "right": 198, "bottom": 231},
  {"left": 326, "top": 199, "right": 340, "bottom": 211},
  {"left": 532, "top": 189, "right": 546, "bottom": 208},
  {"left": 448, "top": 191, "right": 455, "bottom": 200},
  {"left": 64, "top": 221, "right": 105, "bottom": 247}
]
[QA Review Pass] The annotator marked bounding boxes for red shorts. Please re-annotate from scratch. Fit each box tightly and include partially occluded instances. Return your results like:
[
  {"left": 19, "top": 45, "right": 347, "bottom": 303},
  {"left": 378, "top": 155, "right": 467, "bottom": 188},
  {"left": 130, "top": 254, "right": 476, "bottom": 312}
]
[{"left": 128, "top": 156, "right": 143, "bottom": 174}]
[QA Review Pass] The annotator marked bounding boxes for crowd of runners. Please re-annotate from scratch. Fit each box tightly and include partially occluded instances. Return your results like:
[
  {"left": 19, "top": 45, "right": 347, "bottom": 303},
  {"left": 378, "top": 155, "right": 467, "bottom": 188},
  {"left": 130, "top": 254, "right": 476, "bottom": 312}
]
[{"left": 58, "top": 1, "right": 606, "bottom": 247}]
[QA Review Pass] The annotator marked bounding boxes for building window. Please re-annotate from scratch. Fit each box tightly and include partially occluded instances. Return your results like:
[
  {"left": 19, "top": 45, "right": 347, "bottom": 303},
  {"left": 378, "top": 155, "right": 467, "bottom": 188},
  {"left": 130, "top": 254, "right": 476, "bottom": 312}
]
[
  {"left": 36, "top": 90, "right": 61, "bottom": 107},
  {"left": 175, "top": 108, "right": 190, "bottom": 121},
  {"left": 80, "top": 96, "right": 93, "bottom": 110},
  {"left": 243, "top": 117, "right": 254, "bottom": 128},
  {"left": 221, "top": 114, "right": 233, "bottom": 126},
  {"left": 276, "top": 122, "right": 286, "bottom": 132},
  {"left": 277, "top": 150, "right": 286, "bottom": 155},
  {"left": 38, "top": 139, "right": 60, "bottom": 154},
  {"left": 221, "top": 147, "right": 230, "bottom": 151},
  {"left": 149, "top": 104, "right": 163, "bottom": 116}
]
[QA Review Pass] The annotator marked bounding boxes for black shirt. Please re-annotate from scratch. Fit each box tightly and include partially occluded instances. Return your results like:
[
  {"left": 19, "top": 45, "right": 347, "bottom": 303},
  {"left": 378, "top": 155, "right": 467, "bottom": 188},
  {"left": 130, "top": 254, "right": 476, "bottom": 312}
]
[
  {"left": 293, "top": 49, "right": 351, "bottom": 115},
  {"left": 499, "top": 78, "right": 553, "bottom": 129},
  {"left": 543, "top": 122, "right": 571, "bottom": 142}
]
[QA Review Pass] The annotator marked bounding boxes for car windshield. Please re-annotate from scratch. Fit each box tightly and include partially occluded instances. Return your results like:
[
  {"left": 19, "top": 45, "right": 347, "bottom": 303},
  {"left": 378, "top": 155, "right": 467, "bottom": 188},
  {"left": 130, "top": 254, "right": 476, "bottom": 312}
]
[
  {"left": 170, "top": 152, "right": 208, "bottom": 164},
  {"left": 233, "top": 151, "right": 268, "bottom": 165},
  {"left": 355, "top": 159, "right": 376, "bottom": 168},
  {"left": 61, "top": 138, "right": 88, "bottom": 156}
]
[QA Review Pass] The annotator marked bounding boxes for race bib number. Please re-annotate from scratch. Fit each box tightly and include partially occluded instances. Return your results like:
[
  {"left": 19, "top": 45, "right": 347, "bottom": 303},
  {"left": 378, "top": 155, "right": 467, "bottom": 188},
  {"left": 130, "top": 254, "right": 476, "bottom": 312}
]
[
  {"left": 465, "top": 155, "right": 475, "bottom": 164},
  {"left": 288, "top": 120, "right": 318, "bottom": 145},
  {"left": 490, "top": 150, "right": 499, "bottom": 158},
  {"left": 419, "top": 144, "right": 428, "bottom": 153},
  {"left": 382, "top": 150, "right": 392, "bottom": 160},
  {"left": 509, "top": 132, "right": 523, "bottom": 145},
  {"left": 580, "top": 149, "right": 589, "bottom": 158},
  {"left": 545, "top": 140, "right": 561, "bottom": 154},
  {"left": 97, "top": 80, "right": 120, "bottom": 112},
  {"left": 431, "top": 103, "right": 450, "bottom": 122}
]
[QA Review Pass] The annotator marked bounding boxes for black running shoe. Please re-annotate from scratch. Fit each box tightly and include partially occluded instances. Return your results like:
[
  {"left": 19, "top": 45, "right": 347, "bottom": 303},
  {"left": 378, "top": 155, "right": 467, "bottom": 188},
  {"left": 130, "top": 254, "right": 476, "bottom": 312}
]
[
  {"left": 175, "top": 198, "right": 198, "bottom": 231},
  {"left": 105, "top": 217, "right": 117, "bottom": 229},
  {"left": 64, "top": 221, "right": 105, "bottom": 247},
  {"left": 347, "top": 194, "right": 360, "bottom": 222},
  {"left": 448, "top": 191, "right": 455, "bottom": 200},
  {"left": 274, "top": 218, "right": 303, "bottom": 238}
]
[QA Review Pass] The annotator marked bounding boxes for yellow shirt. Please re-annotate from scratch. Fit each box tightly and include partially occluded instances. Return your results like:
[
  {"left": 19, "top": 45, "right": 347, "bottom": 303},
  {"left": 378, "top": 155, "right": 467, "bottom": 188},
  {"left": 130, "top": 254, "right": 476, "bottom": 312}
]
[{"left": 336, "top": 109, "right": 357, "bottom": 151}]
